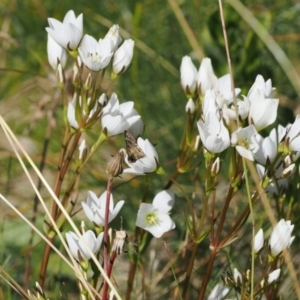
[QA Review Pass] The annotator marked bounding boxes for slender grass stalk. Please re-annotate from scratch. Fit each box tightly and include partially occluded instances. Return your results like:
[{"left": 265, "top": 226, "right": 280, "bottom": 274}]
[{"left": 0, "top": 116, "right": 121, "bottom": 300}]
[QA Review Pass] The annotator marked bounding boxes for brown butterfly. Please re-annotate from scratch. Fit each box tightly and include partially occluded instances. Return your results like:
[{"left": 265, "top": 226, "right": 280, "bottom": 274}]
[{"left": 124, "top": 130, "right": 145, "bottom": 163}]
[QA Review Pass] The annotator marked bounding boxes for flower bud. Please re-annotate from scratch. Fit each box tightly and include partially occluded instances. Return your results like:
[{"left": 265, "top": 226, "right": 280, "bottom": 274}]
[
  {"left": 211, "top": 157, "right": 221, "bottom": 176},
  {"left": 56, "top": 63, "right": 65, "bottom": 89},
  {"left": 282, "top": 163, "right": 295, "bottom": 178},
  {"left": 233, "top": 268, "right": 242, "bottom": 286},
  {"left": 180, "top": 56, "right": 197, "bottom": 97},
  {"left": 267, "top": 268, "right": 281, "bottom": 283},
  {"left": 78, "top": 139, "right": 87, "bottom": 161},
  {"left": 105, "top": 24, "right": 122, "bottom": 52},
  {"left": 84, "top": 73, "right": 92, "bottom": 90},
  {"left": 185, "top": 98, "right": 196, "bottom": 114},
  {"left": 269, "top": 219, "right": 294, "bottom": 258},
  {"left": 193, "top": 135, "right": 201, "bottom": 151},
  {"left": 197, "top": 57, "right": 218, "bottom": 95},
  {"left": 112, "top": 39, "right": 134, "bottom": 76},
  {"left": 253, "top": 228, "right": 264, "bottom": 254},
  {"left": 47, "top": 34, "right": 67, "bottom": 70},
  {"left": 98, "top": 93, "right": 108, "bottom": 107},
  {"left": 73, "top": 62, "right": 80, "bottom": 86}
]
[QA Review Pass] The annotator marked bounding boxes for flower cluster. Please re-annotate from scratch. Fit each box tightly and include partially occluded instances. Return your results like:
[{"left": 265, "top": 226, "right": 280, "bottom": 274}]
[
  {"left": 44, "top": 11, "right": 177, "bottom": 269},
  {"left": 46, "top": 11, "right": 134, "bottom": 74},
  {"left": 181, "top": 56, "right": 300, "bottom": 196},
  {"left": 226, "top": 220, "right": 294, "bottom": 297}
]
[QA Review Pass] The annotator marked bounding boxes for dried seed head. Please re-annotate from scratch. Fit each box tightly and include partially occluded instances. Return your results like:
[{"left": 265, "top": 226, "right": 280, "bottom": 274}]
[{"left": 105, "top": 148, "right": 126, "bottom": 177}]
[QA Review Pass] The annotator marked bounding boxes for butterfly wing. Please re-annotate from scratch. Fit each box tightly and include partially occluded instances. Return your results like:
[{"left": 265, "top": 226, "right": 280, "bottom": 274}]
[{"left": 124, "top": 131, "right": 145, "bottom": 163}]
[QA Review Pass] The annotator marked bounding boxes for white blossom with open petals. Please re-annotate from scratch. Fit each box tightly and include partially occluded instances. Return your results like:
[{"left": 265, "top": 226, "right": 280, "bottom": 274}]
[
  {"left": 46, "top": 10, "right": 83, "bottom": 51},
  {"left": 123, "top": 137, "right": 159, "bottom": 175},
  {"left": 78, "top": 34, "right": 113, "bottom": 71},
  {"left": 66, "top": 230, "right": 103, "bottom": 261},
  {"left": 231, "top": 125, "right": 259, "bottom": 161},
  {"left": 101, "top": 93, "right": 142, "bottom": 137},
  {"left": 112, "top": 39, "right": 134, "bottom": 75},
  {"left": 216, "top": 74, "right": 241, "bottom": 105},
  {"left": 136, "top": 190, "right": 175, "bottom": 238},
  {"left": 248, "top": 74, "right": 275, "bottom": 100},
  {"left": 252, "top": 125, "right": 285, "bottom": 165},
  {"left": 47, "top": 34, "right": 67, "bottom": 70},
  {"left": 285, "top": 115, "right": 300, "bottom": 151},
  {"left": 223, "top": 96, "right": 250, "bottom": 123},
  {"left": 82, "top": 191, "right": 125, "bottom": 227},
  {"left": 180, "top": 56, "right": 197, "bottom": 96},
  {"left": 248, "top": 90, "right": 279, "bottom": 131},
  {"left": 269, "top": 219, "right": 295, "bottom": 257},
  {"left": 197, "top": 112, "right": 230, "bottom": 154},
  {"left": 252, "top": 133, "right": 277, "bottom": 165}
]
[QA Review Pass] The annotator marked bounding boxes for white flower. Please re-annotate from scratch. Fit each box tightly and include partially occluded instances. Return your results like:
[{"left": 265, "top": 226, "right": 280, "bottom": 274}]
[
  {"left": 253, "top": 229, "right": 264, "bottom": 254},
  {"left": 82, "top": 191, "right": 125, "bottom": 227},
  {"left": 123, "top": 137, "right": 159, "bottom": 175},
  {"left": 185, "top": 98, "right": 196, "bottom": 114},
  {"left": 112, "top": 39, "right": 134, "bottom": 75},
  {"left": 231, "top": 125, "right": 259, "bottom": 161},
  {"left": 47, "top": 34, "right": 67, "bottom": 70},
  {"left": 126, "top": 107, "right": 144, "bottom": 138},
  {"left": 248, "top": 90, "right": 279, "bottom": 131},
  {"left": 202, "top": 90, "right": 221, "bottom": 121},
  {"left": 136, "top": 190, "right": 175, "bottom": 238},
  {"left": 269, "top": 219, "right": 295, "bottom": 257},
  {"left": 46, "top": 10, "right": 83, "bottom": 51},
  {"left": 223, "top": 96, "right": 250, "bottom": 123},
  {"left": 252, "top": 131, "right": 278, "bottom": 165},
  {"left": 197, "top": 112, "right": 230, "bottom": 154},
  {"left": 207, "top": 284, "right": 229, "bottom": 300},
  {"left": 101, "top": 93, "right": 142, "bottom": 137},
  {"left": 66, "top": 230, "right": 103, "bottom": 261},
  {"left": 253, "top": 125, "right": 286, "bottom": 165},
  {"left": 105, "top": 24, "right": 122, "bottom": 52},
  {"left": 67, "top": 94, "right": 100, "bottom": 129},
  {"left": 233, "top": 268, "right": 242, "bottom": 285},
  {"left": 267, "top": 269, "right": 281, "bottom": 283},
  {"left": 248, "top": 74, "right": 274, "bottom": 100},
  {"left": 197, "top": 57, "right": 218, "bottom": 95},
  {"left": 285, "top": 115, "right": 300, "bottom": 151},
  {"left": 78, "top": 34, "right": 113, "bottom": 71},
  {"left": 216, "top": 73, "right": 241, "bottom": 106},
  {"left": 180, "top": 56, "right": 197, "bottom": 96}
]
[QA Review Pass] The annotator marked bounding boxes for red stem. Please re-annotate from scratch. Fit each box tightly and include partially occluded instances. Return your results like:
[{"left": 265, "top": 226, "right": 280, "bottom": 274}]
[{"left": 102, "top": 177, "right": 114, "bottom": 300}]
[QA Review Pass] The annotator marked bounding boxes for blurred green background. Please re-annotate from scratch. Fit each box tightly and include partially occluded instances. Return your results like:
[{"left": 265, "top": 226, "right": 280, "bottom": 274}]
[{"left": 1, "top": 0, "right": 300, "bottom": 298}]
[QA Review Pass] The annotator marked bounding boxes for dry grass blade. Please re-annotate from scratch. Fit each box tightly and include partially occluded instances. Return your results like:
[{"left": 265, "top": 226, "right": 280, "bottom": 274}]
[{"left": 0, "top": 115, "right": 122, "bottom": 300}]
